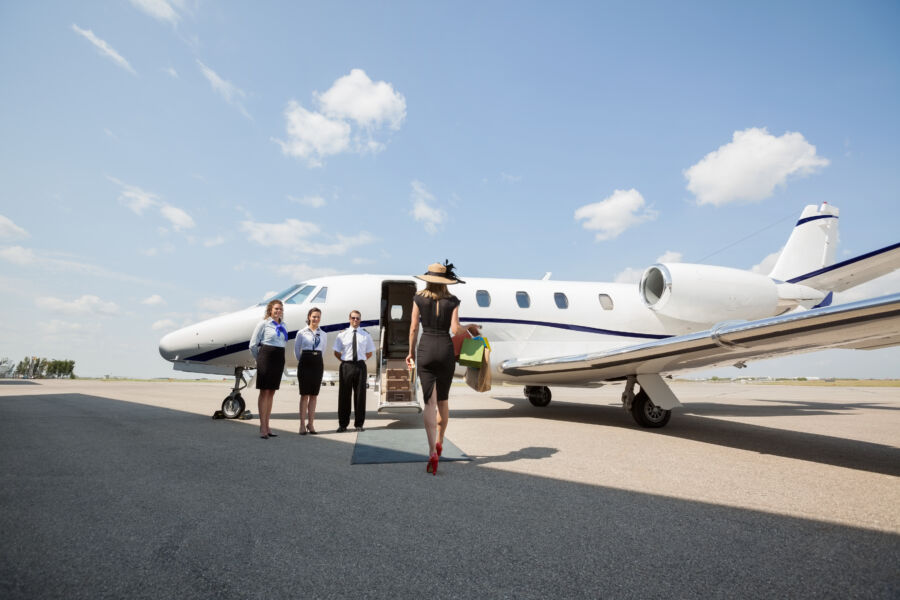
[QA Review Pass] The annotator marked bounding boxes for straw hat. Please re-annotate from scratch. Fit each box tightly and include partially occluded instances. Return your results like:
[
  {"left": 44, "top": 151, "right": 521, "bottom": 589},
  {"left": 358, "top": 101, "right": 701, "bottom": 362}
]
[{"left": 415, "top": 261, "right": 464, "bottom": 285}]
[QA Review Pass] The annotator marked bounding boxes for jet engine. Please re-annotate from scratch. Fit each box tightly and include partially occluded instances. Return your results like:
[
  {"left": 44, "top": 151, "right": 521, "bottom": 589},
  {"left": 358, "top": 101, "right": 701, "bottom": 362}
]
[{"left": 639, "top": 263, "right": 780, "bottom": 324}]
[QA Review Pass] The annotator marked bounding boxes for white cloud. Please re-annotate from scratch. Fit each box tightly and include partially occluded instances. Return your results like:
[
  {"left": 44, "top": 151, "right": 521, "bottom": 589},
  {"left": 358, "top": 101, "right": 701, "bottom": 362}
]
[
  {"left": 129, "top": 0, "right": 181, "bottom": 25},
  {"left": 71, "top": 24, "right": 136, "bottom": 75},
  {"left": 0, "top": 245, "right": 36, "bottom": 264},
  {"left": 241, "top": 218, "right": 375, "bottom": 256},
  {"left": 685, "top": 128, "right": 830, "bottom": 206},
  {"left": 501, "top": 172, "right": 522, "bottom": 184},
  {"left": 196, "top": 296, "right": 243, "bottom": 317},
  {"left": 159, "top": 203, "right": 195, "bottom": 231},
  {"left": 164, "top": 67, "right": 178, "bottom": 78},
  {"left": 151, "top": 318, "right": 177, "bottom": 331},
  {"left": 615, "top": 250, "right": 682, "bottom": 283},
  {"left": 410, "top": 180, "right": 446, "bottom": 235},
  {"left": 657, "top": 250, "right": 683, "bottom": 263},
  {"left": 275, "top": 69, "right": 405, "bottom": 167},
  {"left": 288, "top": 195, "right": 326, "bottom": 208},
  {"left": 835, "top": 270, "right": 900, "bottom": 304},
  {"left": 1, "top": 245, "right": 155, "bottom": 285},
  {"left": 574, "top": 188, "right": 657, "bottom": 241},
  {"left": 275, "top": 263, "right": 341, "bottom": 281},
  {"left": 203, "top": 235, "right": 225, "bottom": 247},
  {"left": 197, "top": 60, "right": 251, "bottom": 119},
  {"left": 317, "top": 68, "right": 407, "bottom": 130},
  {"left": 37, "top": 294, "right": 120, "bottom": 316},
  {"left": 110, "top": 178, "right": 195, "bottom": 233},
  {"left": 751, "top": 248, "right": 782, "bottom": 275},
  {"left": 0, "top": 215, "right": 28, "bottom": 240},
  {"left": 142, "top": 294, "right": 166, "bottom": 306},
  {"left": 274, "top": 101, "right": 350, "bottom": 167},
  {"left": 614, "top": 268, "right": 644, "bottom": 284}
]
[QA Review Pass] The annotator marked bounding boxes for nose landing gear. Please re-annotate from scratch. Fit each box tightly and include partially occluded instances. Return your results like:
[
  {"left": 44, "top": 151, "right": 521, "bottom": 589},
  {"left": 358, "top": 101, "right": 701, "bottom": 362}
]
[{"left": 221, "top": 367, "right": 250, "bottom": 418}]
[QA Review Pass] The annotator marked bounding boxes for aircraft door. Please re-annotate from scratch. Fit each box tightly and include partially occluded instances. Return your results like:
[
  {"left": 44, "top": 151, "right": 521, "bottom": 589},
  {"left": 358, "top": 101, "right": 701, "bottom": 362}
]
[{"left": 376, "top": 281, "right": 421, "bottom": 414}]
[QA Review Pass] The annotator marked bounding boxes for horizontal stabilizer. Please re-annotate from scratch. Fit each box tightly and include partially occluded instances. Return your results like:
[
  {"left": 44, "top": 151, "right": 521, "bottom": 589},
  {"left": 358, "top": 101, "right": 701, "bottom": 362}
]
[{"left": 787, "top": 242, "right": 900, "bottom": 292}]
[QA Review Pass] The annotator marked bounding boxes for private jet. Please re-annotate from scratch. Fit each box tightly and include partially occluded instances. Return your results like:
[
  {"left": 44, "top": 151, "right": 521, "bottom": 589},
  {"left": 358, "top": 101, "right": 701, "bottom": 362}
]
[{"left": 158, "top": 203, "right": 900, "bottom": 427}]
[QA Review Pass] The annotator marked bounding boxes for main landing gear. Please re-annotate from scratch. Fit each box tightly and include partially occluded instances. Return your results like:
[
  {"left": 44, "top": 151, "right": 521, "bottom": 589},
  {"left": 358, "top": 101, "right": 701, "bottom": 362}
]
[
  {"left": 524, "top": 385, "right": 552, "bottom": 407},
  {"left": 621, "top": 376, "right": 672, "bottom": 428},
  {"left": 221, "top": 367, "right": 250, "bottom": 419}
]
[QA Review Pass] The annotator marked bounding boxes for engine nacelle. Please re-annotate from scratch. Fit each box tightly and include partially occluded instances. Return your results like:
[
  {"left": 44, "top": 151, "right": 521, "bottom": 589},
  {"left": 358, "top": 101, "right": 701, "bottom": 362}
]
[{"left": 639, "top": 263, "right": 779, "bottom": 324}]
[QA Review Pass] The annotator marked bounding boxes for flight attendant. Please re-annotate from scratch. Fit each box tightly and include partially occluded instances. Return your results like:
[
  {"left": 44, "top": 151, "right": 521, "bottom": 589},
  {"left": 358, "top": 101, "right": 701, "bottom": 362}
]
[
  {"left": 249, "top": 299, "right": 288, "bottom": 439},
  {"left": 293, "top": 307, "right": 327, "bottom": 435},
  {"left": 332, "top": 310, "right": 375, "bottom": 432},
  {"left": 406, "top": 261, "right": 476, "bottom": 475}
]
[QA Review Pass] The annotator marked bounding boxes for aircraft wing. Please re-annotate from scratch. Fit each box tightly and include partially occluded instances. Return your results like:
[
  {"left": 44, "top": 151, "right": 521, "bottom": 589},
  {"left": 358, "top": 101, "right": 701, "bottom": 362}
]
[
  {"left": 500, "top": 293, "right": 900, "bottom": 381},
  {"left": 788, "top": 241, "right": 900, "bottom": 292}
]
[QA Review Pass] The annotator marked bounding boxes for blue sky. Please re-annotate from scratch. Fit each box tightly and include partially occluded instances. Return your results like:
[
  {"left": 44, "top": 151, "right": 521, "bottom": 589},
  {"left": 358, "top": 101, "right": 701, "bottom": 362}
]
[{"left": 1, "top": 1, "right": 898, "bottom": 379}]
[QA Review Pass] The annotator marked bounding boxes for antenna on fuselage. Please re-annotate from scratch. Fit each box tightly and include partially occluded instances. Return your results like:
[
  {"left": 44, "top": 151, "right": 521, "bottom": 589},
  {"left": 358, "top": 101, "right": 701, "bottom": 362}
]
[{"left": 542, "top": 272, "right": 552, "bottom": 280}]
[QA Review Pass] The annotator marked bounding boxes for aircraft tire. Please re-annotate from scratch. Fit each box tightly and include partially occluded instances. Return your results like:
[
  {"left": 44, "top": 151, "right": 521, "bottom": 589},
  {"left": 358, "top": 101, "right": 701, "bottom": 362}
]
[
  {"left": 222, "top": 394, "right": 246, "bottom": 419},
  {"left": 631, "top": 389, "right": 671, "bottom": 428},
  {"left": 525, "top": 386, "right": 552, "bottom": 407}
]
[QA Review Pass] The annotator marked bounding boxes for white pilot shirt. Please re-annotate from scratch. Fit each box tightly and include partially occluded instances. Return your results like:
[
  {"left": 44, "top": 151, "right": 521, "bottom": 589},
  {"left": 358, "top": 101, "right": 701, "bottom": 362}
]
[
  {"left": 293, "top": 326, "right": 328, "bottom": 361},
  {"left": 249, "top": 318, "right": 289, "bottom": 358},
  {"left": 333, "top": 326, "right": 375, "bottom": 361}
]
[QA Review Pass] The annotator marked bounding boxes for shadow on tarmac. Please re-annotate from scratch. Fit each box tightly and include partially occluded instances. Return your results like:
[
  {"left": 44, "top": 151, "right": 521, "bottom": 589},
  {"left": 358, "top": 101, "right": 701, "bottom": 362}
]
[{"left": 2, "top": 391, "right": 898, "bottom": 599}]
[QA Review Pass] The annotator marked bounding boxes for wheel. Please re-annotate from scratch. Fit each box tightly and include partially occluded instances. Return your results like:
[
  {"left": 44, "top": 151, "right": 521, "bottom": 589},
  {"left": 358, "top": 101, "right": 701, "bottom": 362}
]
[
  {"left": 630, "top": 389, "right": 671, "bottom": 428},
  {"left": 525, "top": 386, "right": 552, "bottom": 407},
  {"left": 222, "top": 394, "right": 245, "bottom": 419}
]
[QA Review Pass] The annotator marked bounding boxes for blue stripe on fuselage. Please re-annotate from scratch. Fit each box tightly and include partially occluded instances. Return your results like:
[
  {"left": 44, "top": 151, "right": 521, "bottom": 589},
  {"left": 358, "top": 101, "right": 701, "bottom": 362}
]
[{"left": 179, "top": 317, "right": 669, "bottom": 363}]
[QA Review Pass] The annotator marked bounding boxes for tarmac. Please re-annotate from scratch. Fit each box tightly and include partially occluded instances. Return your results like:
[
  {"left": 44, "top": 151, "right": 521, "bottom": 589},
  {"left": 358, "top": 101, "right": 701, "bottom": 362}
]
[{"left": 1, "top": 378, "right": 898, "bottom": 599}]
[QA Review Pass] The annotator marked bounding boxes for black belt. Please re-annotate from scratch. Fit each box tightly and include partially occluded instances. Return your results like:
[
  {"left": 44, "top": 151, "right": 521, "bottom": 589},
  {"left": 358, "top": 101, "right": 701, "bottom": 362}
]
[
  {"left": 341, "top": 360, "right": 365, "bottom": 364},
  {"left": 422, "top": 328, "right": 447, "bottom": 335},
  {"left": 301, "top": 350, "right": 321, "bottom": 356}
]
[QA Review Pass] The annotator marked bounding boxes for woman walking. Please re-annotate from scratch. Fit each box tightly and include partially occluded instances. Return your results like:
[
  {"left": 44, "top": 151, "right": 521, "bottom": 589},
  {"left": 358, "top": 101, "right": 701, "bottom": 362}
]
[
  {"left": 406, "top": 261, "right": 475, "bottom": 475},
  {"left": 249, "top": 299, "right": 288, "bottom": 439},
  {"left": 293, "top": 307, "right": 327, "bottom": 435}
]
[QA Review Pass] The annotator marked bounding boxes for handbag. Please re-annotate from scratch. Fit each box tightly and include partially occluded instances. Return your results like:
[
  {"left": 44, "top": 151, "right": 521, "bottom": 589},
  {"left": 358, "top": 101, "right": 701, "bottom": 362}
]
[
  {"left": 458, "top": 337, "right": 485, "bottom": 368},
  {"left": 451, "top": 330, "right": 469, "bottom": 358},
  {"left": 464, "top": 347, "right": 492, "bottom": 392}
]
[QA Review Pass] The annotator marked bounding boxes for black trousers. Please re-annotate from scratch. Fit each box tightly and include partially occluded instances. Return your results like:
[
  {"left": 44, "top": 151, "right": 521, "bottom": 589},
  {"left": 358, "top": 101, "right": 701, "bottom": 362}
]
[{"left": 338, "top": 360, "right": 367, "bottom": 428}]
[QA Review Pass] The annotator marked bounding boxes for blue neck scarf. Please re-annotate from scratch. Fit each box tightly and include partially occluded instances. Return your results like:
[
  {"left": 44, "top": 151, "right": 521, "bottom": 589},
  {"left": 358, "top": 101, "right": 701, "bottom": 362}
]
[{"left": 273, "top": 320, "right": 288, "bottom": 340}]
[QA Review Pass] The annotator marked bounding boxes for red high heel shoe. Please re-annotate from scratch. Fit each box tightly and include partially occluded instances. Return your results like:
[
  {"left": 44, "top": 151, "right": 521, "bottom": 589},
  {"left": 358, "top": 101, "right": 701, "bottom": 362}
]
[
  {"left": 435, "top": 442, "right": 443, "bottom": 457},
  {"left": 426, "top": 453, "right": 439, "bottom": 475}
]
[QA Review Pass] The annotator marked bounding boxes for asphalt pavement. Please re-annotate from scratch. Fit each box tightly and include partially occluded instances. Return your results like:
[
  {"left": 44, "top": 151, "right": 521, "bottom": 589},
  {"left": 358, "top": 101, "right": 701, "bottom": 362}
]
[{"left": 1, "top": 379, "right": 898, "bottom": 599}]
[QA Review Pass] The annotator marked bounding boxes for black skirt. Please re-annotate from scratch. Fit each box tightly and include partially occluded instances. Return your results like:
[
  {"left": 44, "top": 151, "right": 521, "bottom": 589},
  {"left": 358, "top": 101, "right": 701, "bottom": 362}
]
[
  {"left": 298, "top": 350, "right": 324, "bottom": 396},
  {"left": 256, "top": 345, "right": 285, "bottom": 390},
  {"left": 417, "top": 332, "right": 455, "bottom": 403}
]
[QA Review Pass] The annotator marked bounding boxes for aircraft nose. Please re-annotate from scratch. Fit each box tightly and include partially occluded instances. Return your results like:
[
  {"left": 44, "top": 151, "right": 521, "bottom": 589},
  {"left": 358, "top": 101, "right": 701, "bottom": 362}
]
[{"left": 158, "top": 331, "right": 181, "bottom": 361}]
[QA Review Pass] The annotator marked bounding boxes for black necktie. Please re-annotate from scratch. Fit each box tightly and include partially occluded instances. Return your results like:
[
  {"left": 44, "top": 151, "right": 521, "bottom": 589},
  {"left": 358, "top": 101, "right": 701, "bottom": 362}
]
[{"left": 352, "top": 329, "right": 358, "bottom": 361}]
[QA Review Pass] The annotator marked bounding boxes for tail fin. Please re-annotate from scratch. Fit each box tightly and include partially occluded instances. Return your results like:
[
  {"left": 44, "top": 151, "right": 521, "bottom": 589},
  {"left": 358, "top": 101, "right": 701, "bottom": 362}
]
[{"left": 768, "top": 203, "right": 839, "bottom": 282}]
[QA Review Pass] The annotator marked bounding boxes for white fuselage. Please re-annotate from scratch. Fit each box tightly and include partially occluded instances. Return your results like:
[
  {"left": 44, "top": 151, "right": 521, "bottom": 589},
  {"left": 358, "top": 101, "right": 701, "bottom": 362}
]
[{"left": 158, "top": 273, "right": 743, "bottom": 387}]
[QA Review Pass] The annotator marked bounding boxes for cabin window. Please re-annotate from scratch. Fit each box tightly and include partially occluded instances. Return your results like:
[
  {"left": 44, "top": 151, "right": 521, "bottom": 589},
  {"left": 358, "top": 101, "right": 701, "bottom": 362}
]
[
  {"left": 598, "top": 294, "right": 614, "bottom": 310},
  {"left": 516, "top": 291, "right": 530, "bottom": 308},
  {"left": 476, "top": 290, "right": 491, "bottom": 307},
  {"left": 554, "top": 292, "right": 569, "bottom": 309},
  {"left": 390, "top": 305, "right": 404, "bottom": 320},
  {"left": 285, "top": 285, "right": 316, "bottom": 305},
  {"left": 311, "top": 287, "right": 328, "bottom": 303}
]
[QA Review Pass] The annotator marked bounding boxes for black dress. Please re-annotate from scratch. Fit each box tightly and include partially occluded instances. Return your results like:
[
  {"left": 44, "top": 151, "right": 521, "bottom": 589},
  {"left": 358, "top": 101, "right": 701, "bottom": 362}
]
[{"left": 414, "top": 294, "right": 460, "bottom": 403}]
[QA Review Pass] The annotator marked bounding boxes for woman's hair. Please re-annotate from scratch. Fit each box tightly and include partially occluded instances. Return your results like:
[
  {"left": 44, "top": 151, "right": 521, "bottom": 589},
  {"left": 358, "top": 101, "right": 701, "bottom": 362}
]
[
  {"left": 306, "top": 307, "right": 321, "bottom": 325},
  {"left": 264, "top": 299, "right": 283, "bottom": 319},
  {"left": 417, "top": 282, "right": 451, "bottom": 300}
]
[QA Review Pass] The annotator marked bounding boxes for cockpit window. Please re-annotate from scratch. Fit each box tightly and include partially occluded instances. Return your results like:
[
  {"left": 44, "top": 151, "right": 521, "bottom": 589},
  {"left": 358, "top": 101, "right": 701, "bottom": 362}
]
[
  {"left": 258, "top": 283, "right": 305, "bottom": 306},
  {"left": 285, "top": 285, "right": 317, "bottom": 305},
  {"left": 312, "top": 287, "right": 328, "bottom": 303}
]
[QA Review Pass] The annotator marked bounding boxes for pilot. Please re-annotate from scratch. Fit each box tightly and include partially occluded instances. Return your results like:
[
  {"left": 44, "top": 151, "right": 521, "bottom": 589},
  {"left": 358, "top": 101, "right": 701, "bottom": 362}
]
[{"left": 332, "top": 310, "right": 374, "bottom": 432}]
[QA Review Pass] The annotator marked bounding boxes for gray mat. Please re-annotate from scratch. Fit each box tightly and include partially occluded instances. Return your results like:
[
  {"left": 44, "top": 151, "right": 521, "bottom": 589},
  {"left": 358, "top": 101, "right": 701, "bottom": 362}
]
[{"left": 351, "top": 428, "right": 470, "bottom": 464}]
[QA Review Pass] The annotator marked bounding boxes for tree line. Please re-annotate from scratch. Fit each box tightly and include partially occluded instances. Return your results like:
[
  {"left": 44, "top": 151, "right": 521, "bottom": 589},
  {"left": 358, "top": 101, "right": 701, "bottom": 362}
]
[{"left": 1, "top": 357, "right": 76, "bottom": 379}]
